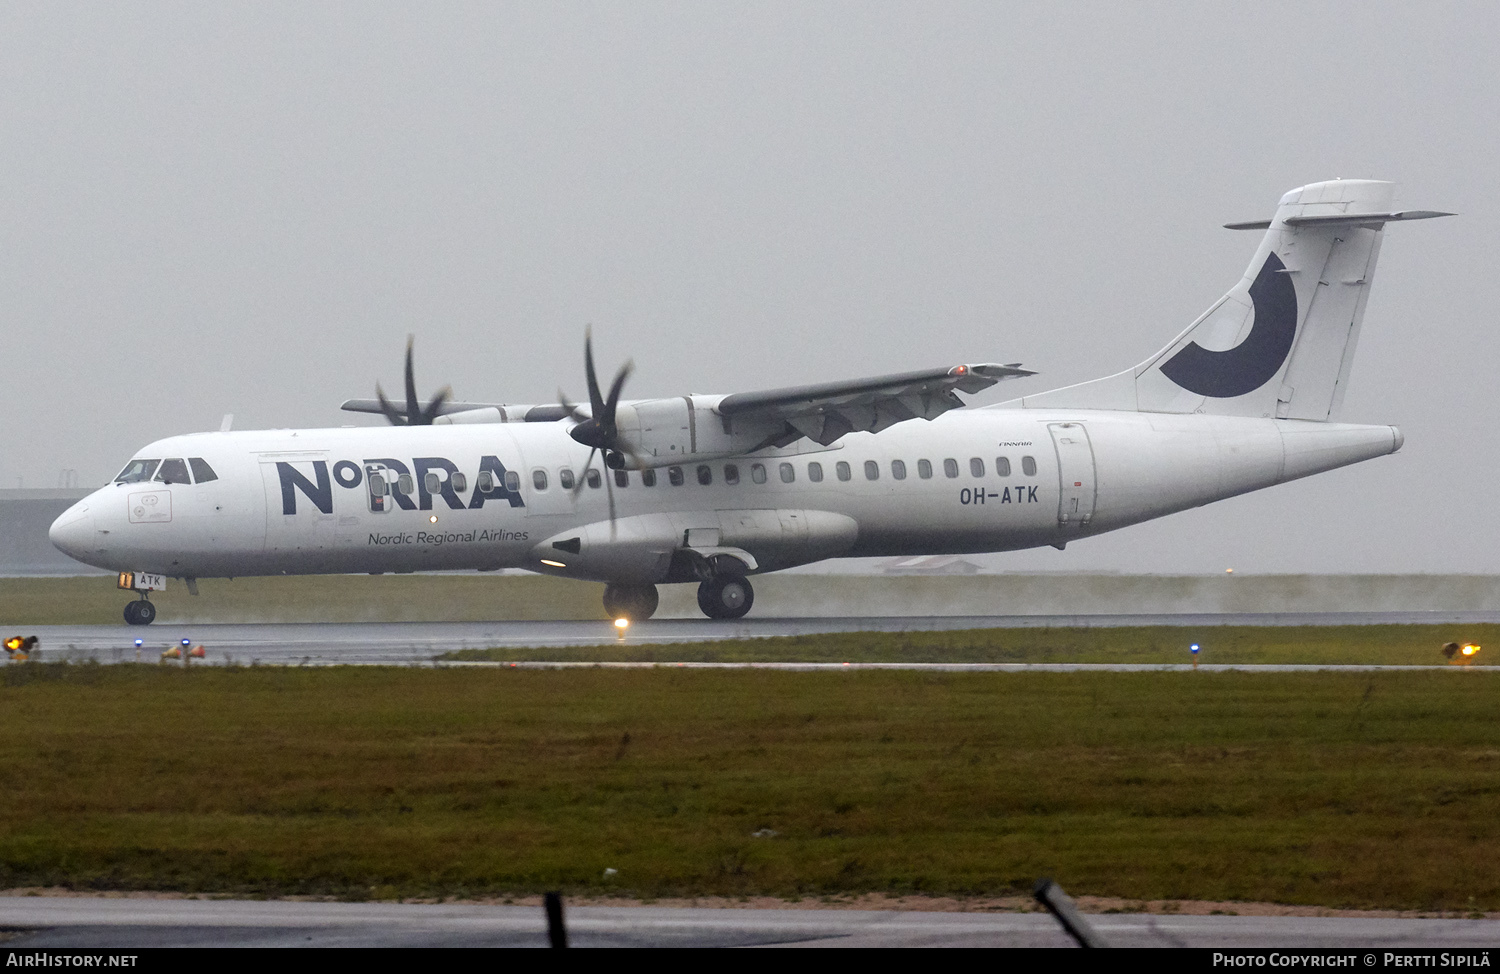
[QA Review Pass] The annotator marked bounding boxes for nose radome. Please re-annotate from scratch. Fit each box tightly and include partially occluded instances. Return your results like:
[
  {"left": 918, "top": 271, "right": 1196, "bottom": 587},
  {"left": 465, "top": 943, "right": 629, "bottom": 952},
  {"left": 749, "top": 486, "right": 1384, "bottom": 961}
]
[{"left": 49, "top": 502, "right": 94, "bottom": 559}]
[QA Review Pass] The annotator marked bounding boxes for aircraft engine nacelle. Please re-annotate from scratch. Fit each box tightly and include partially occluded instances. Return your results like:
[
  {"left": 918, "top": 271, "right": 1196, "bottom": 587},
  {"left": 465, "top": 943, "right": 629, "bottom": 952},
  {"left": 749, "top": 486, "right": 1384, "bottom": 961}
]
[{"left": 615, "top": 397, "right": 783, "bottom": 467}]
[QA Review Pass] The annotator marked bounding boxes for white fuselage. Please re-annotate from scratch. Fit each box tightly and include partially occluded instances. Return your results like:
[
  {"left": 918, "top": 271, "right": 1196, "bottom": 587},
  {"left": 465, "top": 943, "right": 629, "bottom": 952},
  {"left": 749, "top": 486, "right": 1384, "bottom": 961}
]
[{"left": 50, "top": 408, "right": 1401, "bottom": 584}]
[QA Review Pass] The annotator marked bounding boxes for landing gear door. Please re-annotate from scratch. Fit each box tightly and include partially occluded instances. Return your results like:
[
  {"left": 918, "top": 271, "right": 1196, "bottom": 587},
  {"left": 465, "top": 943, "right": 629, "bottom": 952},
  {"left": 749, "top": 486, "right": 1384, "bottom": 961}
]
[{"left": 1048, "top": 423, "right": 1096, "bottom": 527}]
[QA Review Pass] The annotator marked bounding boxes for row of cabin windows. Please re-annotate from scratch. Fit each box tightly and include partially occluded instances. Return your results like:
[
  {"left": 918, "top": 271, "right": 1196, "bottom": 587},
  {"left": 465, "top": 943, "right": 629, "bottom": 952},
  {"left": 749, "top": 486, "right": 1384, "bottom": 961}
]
[
  {"left": 528, "top": 456, "right": 1038, "bottom": 491},
  {"left": 114, "top": 457, "right": 219, "bottom": 485},
  {"left": 369, "top": 468, "right": 532, "bottom": 499}
]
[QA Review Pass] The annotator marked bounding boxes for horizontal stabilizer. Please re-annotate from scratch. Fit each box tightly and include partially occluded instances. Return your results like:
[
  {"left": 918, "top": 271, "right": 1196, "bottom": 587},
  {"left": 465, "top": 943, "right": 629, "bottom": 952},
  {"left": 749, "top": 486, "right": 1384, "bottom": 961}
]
[{"left": 1225, "top": 210, "right": 1454, "bottom": 231}]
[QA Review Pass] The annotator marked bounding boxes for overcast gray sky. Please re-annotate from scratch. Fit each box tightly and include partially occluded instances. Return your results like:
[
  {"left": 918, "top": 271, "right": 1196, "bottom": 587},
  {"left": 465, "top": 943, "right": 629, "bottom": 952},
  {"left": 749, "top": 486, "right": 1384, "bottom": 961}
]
[{"left": 3, "top": 2, "right": 1495, "bottom": 574}]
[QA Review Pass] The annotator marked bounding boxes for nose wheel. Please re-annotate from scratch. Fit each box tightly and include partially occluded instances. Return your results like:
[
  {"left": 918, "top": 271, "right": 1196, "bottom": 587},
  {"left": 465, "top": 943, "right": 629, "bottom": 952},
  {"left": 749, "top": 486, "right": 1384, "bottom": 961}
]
[
  {"left": 697, "top": 575, "right": 754, "bottom": 620},
  {"left": 123, "top": 599, "right": 157, "bottom": 626}
]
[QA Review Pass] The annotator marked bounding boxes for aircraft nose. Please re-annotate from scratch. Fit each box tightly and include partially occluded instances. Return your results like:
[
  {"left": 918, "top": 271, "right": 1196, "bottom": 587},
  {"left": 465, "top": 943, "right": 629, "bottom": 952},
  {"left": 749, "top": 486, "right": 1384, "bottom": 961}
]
[{"left": 49, "top": 502, "right": 95, "bottom": 559}]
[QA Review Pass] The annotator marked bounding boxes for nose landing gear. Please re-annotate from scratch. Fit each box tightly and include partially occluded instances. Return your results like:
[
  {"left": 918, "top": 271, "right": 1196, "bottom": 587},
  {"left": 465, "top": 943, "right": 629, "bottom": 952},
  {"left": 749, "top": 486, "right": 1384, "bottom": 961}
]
[{"left": 123, "top": 598, "right": 157, "bottom": 626}]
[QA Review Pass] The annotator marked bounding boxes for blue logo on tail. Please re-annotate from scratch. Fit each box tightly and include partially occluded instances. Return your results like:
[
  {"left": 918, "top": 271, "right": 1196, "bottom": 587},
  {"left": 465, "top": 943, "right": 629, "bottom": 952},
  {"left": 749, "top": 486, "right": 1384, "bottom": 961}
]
[{"left": 1159, "top": 252, "right": 1299, "bottom": 398}]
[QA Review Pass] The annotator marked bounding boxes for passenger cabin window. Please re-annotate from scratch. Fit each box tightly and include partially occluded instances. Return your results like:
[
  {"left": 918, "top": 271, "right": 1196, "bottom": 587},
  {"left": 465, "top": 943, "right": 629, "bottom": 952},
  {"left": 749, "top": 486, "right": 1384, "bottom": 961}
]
[
  {"left": 779, "top": 462, "right": 795, "bottom": 483},
  {"left": 585, "top": 469, "right": 602, "bottom": 489},
  {"left": 943, "top": 458, "right": 959, "bottom": 478},
  {"left": 559, "top": 468, "right": 575, "bottom": 490},
  {"left": 864, "top": 460, "right": 879, "bottom": 481},
  {"left": 891, "top": 459, "right": 907, "bottom": 480},
  {"left": 115, "top": 459, "right": 161, "bottom": 484},
  {"left": 668, "top": 466, "right": 685, "bottom": 486},
  {"left": 698, "top": 465, "right": 713, "bottom": 486},
  {"left": 532, "top": 469, "right": 549, "bottom": 491},
  {"left": 836, "top": 461, "right": 851, "bottom": 482},
  {"left": 995, "top": 456, "right": 1011, "bottom": 477},
  {"left": 154, "top": 458, "right": 191, "bottom": 485},
  {"left": 614, "top": 469, "right": 629, "bottom": 488},
  {"left": 477, "top": 470, "right": 495, "bottom": 492},
  {"left": 450, "top": 472, "right": 467, "bottom": 493},
  {"left": 970, "top": 458, "right": 985, "bottom": 478},
  {"left": 504, "top": 471, "right": 521, "bottom": 493},
  {"left": 424, "top": 472, "right": 442, "bottom": 494},
  {"left": 398, "top": 473, "right": 416, "bottom": 496},
  {"left": 751, "top": 463, "right": 767, "bottom": 484},
  {"left": 724, "top": 464, "right": 740, "bottom": 485},
  {"left": 917, "top": 459, "right": 932, "bottom": 479},
  {"left": 1022, "top": 455, "right": 1037, "bottom": 476},
  {"left": 188, "top": 458, "right": 218, "bottom": 483},
  {"left": 641, "top": 468, "right": 656, "bottom": 487},
  {"left": 808, "top": 461, "right": 823, "bottom": 483}
]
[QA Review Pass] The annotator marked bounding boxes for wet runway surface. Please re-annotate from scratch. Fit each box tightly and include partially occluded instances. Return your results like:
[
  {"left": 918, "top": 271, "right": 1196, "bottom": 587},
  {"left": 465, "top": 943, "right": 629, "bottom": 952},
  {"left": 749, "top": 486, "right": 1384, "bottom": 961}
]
[
  {"left": 17, "top": 611, "right": 1500, "bottom": 666},
  {"left": 3, "top": 897, "right": 1498, "bottom": 948}
]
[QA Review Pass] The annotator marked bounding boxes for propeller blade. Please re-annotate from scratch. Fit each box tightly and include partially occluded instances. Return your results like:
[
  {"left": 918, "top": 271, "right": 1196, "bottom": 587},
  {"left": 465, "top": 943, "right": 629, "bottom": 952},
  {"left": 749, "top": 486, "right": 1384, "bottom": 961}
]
[
  {"left": 605, "top": 465, "right": 617, "bottom": 538},
  {"left": 420, "top": 386, "right": 453, "bottom": 425},
  {"left": 602, "top": 361, "right": 633, "bottom": 430},
  {"left": 571, "top": 448, "right": 598, "bottom": 500},
  {"left": 558, "top": 391, "right": 588, "bottom": 424},
  {"left": 584, "top": 327, "right": 606, "bottom": 419},
  {"left": 375, "top": 384, "right": 407, "bottom": 426},
  {"left": 403, "top": 336, "right": 422, "bottom": 425}
]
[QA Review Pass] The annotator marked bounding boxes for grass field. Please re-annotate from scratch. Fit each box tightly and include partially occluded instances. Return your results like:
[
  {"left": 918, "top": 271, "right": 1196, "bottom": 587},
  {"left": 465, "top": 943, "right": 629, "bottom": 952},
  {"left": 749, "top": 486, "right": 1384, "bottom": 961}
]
[
  {"left": 2, "top": 663, "right": 1498, "bottom": 909},
  {"left": 443, "top": 623, "right": 1500, "bottom": 666}
]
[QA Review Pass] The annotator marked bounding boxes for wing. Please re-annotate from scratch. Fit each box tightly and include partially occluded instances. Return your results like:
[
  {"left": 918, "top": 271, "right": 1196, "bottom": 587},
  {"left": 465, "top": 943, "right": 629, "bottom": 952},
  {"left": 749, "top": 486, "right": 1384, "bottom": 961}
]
[
  {"left": 339, "top": 399, "right": 571, "bottom": 422},
  {"left": 716, "top": 363, "right": 1035, "bottom": 448}
]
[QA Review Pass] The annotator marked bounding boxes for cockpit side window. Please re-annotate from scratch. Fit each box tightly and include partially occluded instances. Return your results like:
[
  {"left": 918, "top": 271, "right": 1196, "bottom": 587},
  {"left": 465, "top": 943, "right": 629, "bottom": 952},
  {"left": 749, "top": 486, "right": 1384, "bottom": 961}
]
[
  {"left": 115, "top": 459, "right": 161, "bottom": 483},
  {"left": 154, "top": 458, "right": 192, "bottom": 485},
  {"left": 188, "top": 458, "right": 218, "bottom": 483}
]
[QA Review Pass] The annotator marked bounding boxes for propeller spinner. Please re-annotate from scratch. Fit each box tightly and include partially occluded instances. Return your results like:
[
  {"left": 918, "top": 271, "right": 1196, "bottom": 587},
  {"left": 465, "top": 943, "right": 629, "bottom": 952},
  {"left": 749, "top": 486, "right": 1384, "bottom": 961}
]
[{"left": 376, "top": 337, "right": 452, "bottom": 426}]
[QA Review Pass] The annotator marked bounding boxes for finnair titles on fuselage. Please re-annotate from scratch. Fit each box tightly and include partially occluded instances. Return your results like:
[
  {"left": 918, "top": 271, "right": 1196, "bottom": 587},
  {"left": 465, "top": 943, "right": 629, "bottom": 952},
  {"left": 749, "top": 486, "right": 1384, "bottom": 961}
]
[{"left": 51, "top": 180, "right": 1450, "bottom": 624}]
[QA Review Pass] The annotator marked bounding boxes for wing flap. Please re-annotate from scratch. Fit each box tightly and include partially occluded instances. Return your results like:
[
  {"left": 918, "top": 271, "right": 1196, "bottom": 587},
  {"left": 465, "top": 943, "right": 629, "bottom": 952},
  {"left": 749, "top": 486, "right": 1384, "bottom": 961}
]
[{"left": 717, "top": 362, "right": 1033, "bottom": 447}]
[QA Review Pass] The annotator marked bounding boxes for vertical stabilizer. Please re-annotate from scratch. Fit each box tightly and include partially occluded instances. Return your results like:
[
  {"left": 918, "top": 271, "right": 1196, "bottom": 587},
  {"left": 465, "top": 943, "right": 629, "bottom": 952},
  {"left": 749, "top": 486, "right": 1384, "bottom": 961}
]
[{"left": 1014, "top": 180, "right": 1450, "bottom": 420}]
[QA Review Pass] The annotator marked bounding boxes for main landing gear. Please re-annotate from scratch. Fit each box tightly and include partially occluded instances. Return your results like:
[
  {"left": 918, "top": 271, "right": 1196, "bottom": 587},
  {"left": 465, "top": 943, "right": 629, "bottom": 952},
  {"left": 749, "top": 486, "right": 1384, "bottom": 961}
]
[
  {"left": 697, "top": 574, "right": 754, "bottom": 620},
  {"left": 123, "top": 598, "right": 157, "bottom": 626},
  {"left": 603, "top": 583, "right": 659, "bottom": 621},
  {"left": 599, "top": 573, "right": 757, "bottom": 621}
]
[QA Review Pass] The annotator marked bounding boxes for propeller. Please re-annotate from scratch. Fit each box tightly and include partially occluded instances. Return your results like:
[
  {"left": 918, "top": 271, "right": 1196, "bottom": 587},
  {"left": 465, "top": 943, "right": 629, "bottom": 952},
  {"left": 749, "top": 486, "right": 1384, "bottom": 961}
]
[
  {"left": 560, "top": 328, "right": 637, "bottom": 532},
  {"left": 375, "top": 336, "right": 452, "bottom": 426}
]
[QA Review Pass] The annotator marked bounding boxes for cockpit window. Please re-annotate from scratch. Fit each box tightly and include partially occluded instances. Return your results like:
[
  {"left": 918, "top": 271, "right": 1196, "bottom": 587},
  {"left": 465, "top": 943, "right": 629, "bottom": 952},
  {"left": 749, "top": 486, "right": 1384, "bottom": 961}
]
[
  {"left": 189, "top": 458, "right": 218, "bottom": 483},
  {"left": 154, "top": 458, "right": 191, "bottom": 485},
  {"left": 115, "top": 459, "right": 161, "bottom": 483}
]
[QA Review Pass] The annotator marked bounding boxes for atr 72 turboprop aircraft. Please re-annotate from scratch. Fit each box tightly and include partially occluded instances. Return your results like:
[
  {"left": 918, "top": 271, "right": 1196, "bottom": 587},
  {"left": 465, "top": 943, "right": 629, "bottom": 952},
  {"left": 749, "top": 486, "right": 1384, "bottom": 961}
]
[{"left": 51, "top": 179, "right": 1449, "bottom": 625}]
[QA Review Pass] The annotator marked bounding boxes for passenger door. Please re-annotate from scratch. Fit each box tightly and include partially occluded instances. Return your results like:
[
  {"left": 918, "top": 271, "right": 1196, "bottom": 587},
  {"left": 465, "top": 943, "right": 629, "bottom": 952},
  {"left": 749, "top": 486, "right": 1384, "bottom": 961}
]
[{"left": 1048, "top": 423, "right": 1096, "bottom": 528}]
